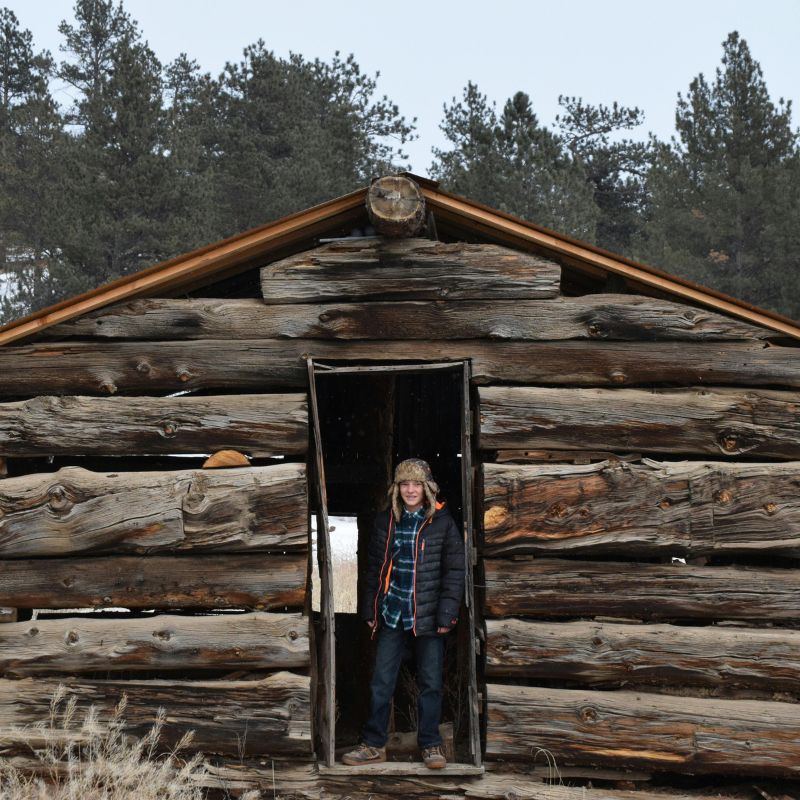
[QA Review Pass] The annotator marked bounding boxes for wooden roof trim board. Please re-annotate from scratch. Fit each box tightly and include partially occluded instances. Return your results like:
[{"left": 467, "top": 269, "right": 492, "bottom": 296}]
[
  {"left": 0, "top": 188, "right": 368, "bottom": 346},
  {"left": 421, "top": 185, "right": 800, "bottom": 340},
  {"left": 2, "top": 177, "right": 799, "bottom": 346}
]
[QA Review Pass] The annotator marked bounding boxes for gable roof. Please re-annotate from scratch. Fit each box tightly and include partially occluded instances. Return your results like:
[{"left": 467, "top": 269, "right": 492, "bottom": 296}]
[{"left": 2, "top": 174, "right": 799, "bottom": 345}]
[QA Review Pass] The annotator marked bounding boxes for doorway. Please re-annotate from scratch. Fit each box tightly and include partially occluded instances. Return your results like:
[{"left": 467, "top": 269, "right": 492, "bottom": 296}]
[{"left": 307, "top": 361, "right": 480, "bottom": 768}]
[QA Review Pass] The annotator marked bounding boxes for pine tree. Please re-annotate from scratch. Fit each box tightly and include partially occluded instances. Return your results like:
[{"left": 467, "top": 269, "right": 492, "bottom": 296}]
[
  {"left": 636, "top": 32, "right": 800, "bottom": 318},
  {"left": 56, "top": 0, "right": 184, "bottom": 287},
  {"left": 0, "top": 7, "right": 67, "bottom": 321},
  {"left": 206, "top": 44, "right": 414, "bottom": 236},
  {"left": 431, "top": 83, "right": 598, "bottom": 241},
  {"left": 556, "top": 96, "right": 649, "bottom": 254}
]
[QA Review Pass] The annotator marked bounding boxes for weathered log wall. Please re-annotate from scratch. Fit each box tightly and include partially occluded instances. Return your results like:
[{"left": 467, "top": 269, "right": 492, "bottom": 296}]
[
  {"left": 3, "top": 234, "right": 800, "bottom": 787},
  {"left": 482, "top": 460, "right": 800, "bottom": 557},
  {"left": 0, "top": 672, "right": 311, "bottom": 757},
  {"left": 0, "top": 463, "right": 307, "bottom": 557}
]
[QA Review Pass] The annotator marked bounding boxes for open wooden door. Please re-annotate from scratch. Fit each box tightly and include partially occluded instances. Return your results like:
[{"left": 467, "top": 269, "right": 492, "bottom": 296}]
[
  {"left": 306, "top": 358, "right": 336, "bottom": 766},
  {"left": 461, "top": 361, "right": 482, "bottom": 767}
]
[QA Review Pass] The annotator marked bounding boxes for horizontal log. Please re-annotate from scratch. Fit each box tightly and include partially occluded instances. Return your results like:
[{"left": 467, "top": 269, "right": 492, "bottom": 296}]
[
  {"left": 3, "top": 339, "right": 799, "bottom": 397},
  {"left": 2, "top": 756, "right": 747, "bottom": 800},
  {"left": 205, "top": 766, "right": 743, "bottom": 800},
  {"left": 483, "top": 558, "right": 800, "bottom": 622},
  {"left": 260, "top": 238, "right": 561, "bottom": 302},
  {"left": 485, "top": 618, "right": 800, "bottom": 691},
  {"left": 46, "top": 296, "right": 768, "bottom": 341},
  {"left": 479, "top": 386, "right": 800, "bottom": 458},
  {"left": 0, "top": 394, "right": 307, "bottom": 457},
  {"left": 0, "top": 463, "right": 307, "bottom": 558},
  {"left": 0, "top": 611, "right": 309, "bottom": 676},
  {"left": 482, "top": 460, "right": 800, "bottom": 557},
  {"left": 0, "top": 672, "right": 311, "bottom": 757},
  {"left": 0, "top": 553, "right": 306, "bottom": 610},
  {"left": 486, "top": 683, "right": 800, "bottom": 776}
]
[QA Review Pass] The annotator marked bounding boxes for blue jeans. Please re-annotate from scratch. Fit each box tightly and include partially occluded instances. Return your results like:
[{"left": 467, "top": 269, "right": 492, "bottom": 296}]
[{"left": 361, "top": 626, "right": 446, "bottom": 749}]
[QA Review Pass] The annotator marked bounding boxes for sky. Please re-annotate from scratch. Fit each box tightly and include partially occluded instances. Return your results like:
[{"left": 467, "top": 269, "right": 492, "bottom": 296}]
[{"left": 4, "top": 0, "right": 800, "bottom": 175}]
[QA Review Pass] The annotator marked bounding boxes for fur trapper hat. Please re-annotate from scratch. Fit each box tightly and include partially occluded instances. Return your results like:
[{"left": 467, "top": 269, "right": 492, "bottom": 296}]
[{"left": 388, "top": 458, "right": 439, "bottom": 520}]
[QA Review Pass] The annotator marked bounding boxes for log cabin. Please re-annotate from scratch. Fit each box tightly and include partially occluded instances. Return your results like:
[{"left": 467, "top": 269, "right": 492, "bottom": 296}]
[{"left": 1, "top": 174, "right": 799, "bottom": 799}]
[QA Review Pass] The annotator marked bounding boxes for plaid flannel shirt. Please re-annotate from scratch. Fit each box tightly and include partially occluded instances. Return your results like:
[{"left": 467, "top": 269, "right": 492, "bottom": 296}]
[{"left": 380, "top": 507, "right": 425, "bottom": 630}]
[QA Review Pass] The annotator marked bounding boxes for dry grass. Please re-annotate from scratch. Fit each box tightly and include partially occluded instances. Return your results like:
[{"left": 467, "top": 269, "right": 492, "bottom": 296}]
[
  {"left": 0, "top": 686, "right": 261, "bottom": 800},
  {"left": 312, "top": 551, "right": 359, "bottom": 614}
]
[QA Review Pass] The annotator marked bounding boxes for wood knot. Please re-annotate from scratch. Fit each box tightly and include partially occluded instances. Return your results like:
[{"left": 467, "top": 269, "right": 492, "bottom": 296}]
[
  {"left": 48, "top": 485, "right": 73, "bottom": 513},
  {"left": 175, "top": 367, "right": 193, "bottom": 383},
  {"left": 718, "top": 433, "right": 739, "bottom": 452},
  {"left": 546, "top": 501, "right": 569, "bottom": 519},
  {"left": 609, "top": 370, "right": 627, "bottom": 384},
  {"left": 66, "top": 630, "right": 79, "bottom": 645},
  {"left": 580, "top": 706, "right": 598, "bottom": 723},
  {"left": 587, "top": 323, "right": 606, "bottom": 339},
  {"left": 764, "top": 502, "right": 778, "bottom": 515},
  {"left": 160, "top": 421, "right": 178, "bottom": 438},
  {"left": 591, "top": 636, "right": 603, "bottom": 648},
  {"left": 99, "top": 380, "right": 118, "bottom": 395},
  {"left": 136, "top": 360, "right": 152, "bottom": 375},
  {"left": 153, "top": 629, "right": 172, "bottom": 641},
  {"left": 28, "top": 627, "right": 39, "bottom": 637},
  {"left": 714, "top": 489, "right": 733, "bottom": 504},
  {"left": 483, "top": 505, "right": 510, "bottom": 530},
  {"left": 289, "top": 629, "right": 299, "bottom": 640},
  {"left": 659, "top": 497, "right": 672, "bottom": 510}
]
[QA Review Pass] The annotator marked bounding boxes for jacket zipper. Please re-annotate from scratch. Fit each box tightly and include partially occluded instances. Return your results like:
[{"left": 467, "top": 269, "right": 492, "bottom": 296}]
[
  {"left": 411, "top": 516, "right": 433, "bottom": 636},
  {"left": 371, "top": 515, "right": 395, "bottom": 640}
]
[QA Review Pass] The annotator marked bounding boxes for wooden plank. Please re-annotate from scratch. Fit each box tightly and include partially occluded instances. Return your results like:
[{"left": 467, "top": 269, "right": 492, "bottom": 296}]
[
  {"left": 485, "top": 683, "right": 800, "bottom": 776},
  {"left": 46, "top": 296, "right": 768, "bottom": 341},
  {"left": 307, "top": 359, "right": 336, "bottom": 767},
  {"left": 0, "top": 607, "right": 15, "bottom": 623},
  {"left": 483, "top": 558, "right": 800, "bottom": 622},
  {"left": 0, "top": 463, "right": 308, "bottom": 558},
  {"left": 482, "top": 460, "right": 800, "bottom": 557},
  {"left": 460, "top": 361, "right": 481, "bottom": 767},
  {"left": 0, "top": 612, "right": 309, "bottom": 676},
  {"left": 3, "top": 340, "right": 800, "bottom": 396},
  {"left": 485, "top": 618, "right": 800, "bottom": 691},
  {"left": 0, "top": 394, "right": 307, "bottom": 457},
  {"left": 0, "top": 553, "right": 306, "bottom": 610},
  {"left": 261, "top": 238, "right": 561, "bottom": 302},
  {"left": 479, "top": 386, "right": 800, "bottom": 458},
  {"left": 0, "top": 672, "right": 311, "bottom": 757}
]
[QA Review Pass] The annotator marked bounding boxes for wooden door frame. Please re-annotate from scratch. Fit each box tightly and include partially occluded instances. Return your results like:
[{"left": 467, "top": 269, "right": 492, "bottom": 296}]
[{"left": 308, "top": 358, "right": 481, "bottom": 767}]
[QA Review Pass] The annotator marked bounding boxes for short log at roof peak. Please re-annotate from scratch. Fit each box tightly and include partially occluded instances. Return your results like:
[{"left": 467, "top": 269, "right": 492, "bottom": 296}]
[{"left": 366, "top": 175, "right": 425, "bottom": 237}]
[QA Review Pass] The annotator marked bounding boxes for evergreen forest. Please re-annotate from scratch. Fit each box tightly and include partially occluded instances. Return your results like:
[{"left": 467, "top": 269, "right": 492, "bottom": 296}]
[{"left": 1, "top": 0, "right": 798, "bottom": 323}]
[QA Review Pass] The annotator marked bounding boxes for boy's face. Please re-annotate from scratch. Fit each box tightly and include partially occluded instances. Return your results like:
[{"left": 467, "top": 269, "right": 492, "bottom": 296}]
[{"left": 399, "top": 480, "right": 425, "bottom": 512}]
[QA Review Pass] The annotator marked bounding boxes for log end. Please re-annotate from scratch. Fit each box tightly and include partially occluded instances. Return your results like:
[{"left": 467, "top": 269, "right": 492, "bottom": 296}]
[
  {"left": 202, "top": 449, "right": 251, "bottom": 469},
  {"left": 366, "top": 175, "right": 425, "bottom": 237}
]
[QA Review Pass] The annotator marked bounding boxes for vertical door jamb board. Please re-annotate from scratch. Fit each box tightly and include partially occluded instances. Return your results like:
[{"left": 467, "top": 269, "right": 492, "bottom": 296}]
[
  {"left": 461, "top": 361, "right": 482, "bottom": 767},
  {"left": 306, "top": 358, "right": 336, "bottom": 767}
]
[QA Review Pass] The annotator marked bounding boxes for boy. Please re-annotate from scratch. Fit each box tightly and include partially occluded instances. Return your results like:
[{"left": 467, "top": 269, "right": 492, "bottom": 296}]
[{"left": 343, "top": 458, "right": 465, "bottom": 769}]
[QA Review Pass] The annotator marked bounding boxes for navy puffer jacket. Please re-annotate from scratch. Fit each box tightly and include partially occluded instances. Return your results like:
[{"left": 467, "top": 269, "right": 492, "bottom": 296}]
[{"left": 360, "top": 504, "right": 465, "bottom": 635}]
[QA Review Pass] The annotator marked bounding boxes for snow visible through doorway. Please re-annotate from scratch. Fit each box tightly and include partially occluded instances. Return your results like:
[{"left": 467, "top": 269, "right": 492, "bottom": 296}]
[{"left": 311, "top": 515, "right": 359, "bottom": 613}]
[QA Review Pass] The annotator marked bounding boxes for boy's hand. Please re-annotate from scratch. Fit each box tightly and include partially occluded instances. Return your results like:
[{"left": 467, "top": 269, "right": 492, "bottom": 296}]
[
  {"left": 367, "top": 619, "right": 378, "bottom": 631},
  {"left": 436, "top": 626, "right": 451, "bottom": 634}
]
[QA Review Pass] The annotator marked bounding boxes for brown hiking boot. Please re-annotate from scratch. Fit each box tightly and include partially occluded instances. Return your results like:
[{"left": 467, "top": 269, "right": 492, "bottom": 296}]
[
  {"left": 342, "top": 742, "right": 387, "bottom": 766},
  {"left": 421, "top": 744, "right": 447, "bottom": 769}
]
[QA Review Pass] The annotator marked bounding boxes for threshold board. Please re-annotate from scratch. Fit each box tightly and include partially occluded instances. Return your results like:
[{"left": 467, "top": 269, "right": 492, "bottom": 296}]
[{"left": 319, "top": 762, "right": 484, "bottom": 777}]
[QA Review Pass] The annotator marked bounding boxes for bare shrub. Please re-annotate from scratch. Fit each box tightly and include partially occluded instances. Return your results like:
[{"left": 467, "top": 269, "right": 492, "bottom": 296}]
[{"left": 0, "top": 685, "right": 261, "bottom": 800}]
